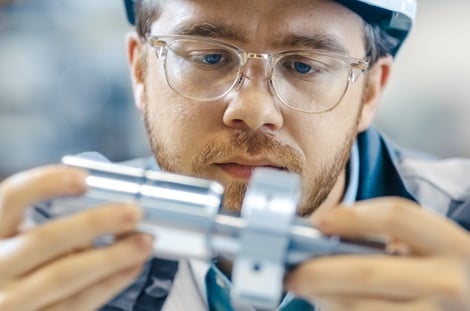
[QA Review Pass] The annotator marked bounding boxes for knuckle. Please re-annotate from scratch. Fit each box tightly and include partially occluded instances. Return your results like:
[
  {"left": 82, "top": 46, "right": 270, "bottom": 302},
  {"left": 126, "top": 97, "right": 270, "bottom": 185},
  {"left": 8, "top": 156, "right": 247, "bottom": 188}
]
[
  {"left": 83, "top": 210, "right": 108, "bottom": 234},
  {"left": 380, "top": 200, "right": 408, "bottom": 230},
  {"left": 377, "top": 197, "right": 418, "bottom": 231}
]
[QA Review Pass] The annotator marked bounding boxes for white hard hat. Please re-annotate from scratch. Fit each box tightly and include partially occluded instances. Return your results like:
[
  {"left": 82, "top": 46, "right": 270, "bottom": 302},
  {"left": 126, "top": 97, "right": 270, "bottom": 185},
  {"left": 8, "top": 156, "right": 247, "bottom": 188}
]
[
  {"left": 123, "top": 0, "right": 417, "bottom": 55},
  {"left": 335, "top": 0, "right": 417, "bottom": 55}
]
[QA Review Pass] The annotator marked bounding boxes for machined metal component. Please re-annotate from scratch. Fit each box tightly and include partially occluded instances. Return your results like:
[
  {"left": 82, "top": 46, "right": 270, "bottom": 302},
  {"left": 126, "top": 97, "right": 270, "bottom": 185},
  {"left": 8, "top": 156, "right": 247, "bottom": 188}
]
[
  {"left": 34, "top": 155, "right": 387, "bottom": 309},
  {"left": 231, "top": 168, "right": 300, "bottom": 309}
]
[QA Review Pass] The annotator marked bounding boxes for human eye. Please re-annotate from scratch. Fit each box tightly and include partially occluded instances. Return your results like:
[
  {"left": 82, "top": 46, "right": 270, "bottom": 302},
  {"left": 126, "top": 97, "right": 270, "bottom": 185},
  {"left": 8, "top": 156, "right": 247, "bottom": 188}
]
[
  {"left": 282, "top": 55, "right": 328, "bottom": 76},
  {"left": 190, "top": 50, "right": 233, "bottom": 67},
  {"left": 170, "top": 40, "right": 236, "bottom": 68},
  {"left": 201, "top": 52, "right": 225, "bottom": 65},
  {"left": 292, "top": 61, "right": 316, "bottom": 74}
]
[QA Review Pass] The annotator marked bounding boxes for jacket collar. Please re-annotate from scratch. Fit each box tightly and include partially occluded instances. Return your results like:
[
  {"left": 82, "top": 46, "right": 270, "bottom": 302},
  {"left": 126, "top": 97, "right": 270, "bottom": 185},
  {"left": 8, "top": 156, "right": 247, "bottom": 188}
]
[{"left": 356, "top": 128, "right": 415, "bottom": 202}]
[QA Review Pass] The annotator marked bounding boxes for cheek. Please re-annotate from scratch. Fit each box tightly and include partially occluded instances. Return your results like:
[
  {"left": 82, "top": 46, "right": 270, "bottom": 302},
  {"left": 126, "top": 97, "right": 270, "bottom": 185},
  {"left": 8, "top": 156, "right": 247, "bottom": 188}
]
[
  {"left": 144, "top": 56, "right": 216, "bottom": 132},
  {"left": 144, "top": 70, "right": 224, "bottom": 170},
  {"left": 287, "top": 88, "right": 363, "bottom": 164},
  {"left": 286, "top": 114, "right": 343, "bottom": 159},
  {"left": 143, "top": 71, "right": 193, "bottom": 160},
  {"left": 146, "top": 92, "right": 197, "bottom": 149}
]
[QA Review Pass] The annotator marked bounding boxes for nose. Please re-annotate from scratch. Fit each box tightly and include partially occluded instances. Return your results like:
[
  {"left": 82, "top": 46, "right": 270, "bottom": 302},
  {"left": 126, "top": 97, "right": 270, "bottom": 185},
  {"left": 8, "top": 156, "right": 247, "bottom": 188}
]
[{"left": 222, "top": 59, "right": 283, "bottom": 131}]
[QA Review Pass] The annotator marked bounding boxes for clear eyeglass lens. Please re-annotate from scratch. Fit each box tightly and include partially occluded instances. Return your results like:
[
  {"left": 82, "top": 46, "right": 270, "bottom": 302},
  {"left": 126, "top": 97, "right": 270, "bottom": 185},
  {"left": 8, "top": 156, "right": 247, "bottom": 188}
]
[
  {"left": 164, "top": 39, "right": 241, "bottom": 101},
  {"left": 272, "top": 52, "right": 351, "bottom": 113},
  {"left": 162, "top": 39, "right": 354, "bottom": 113}
]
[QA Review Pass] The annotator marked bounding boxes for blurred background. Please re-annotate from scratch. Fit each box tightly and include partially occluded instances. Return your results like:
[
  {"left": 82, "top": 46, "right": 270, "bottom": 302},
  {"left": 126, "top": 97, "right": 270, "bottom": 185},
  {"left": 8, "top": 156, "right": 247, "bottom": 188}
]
[{"left": 0, "top": 0, "right": 469, "bottom": 180}]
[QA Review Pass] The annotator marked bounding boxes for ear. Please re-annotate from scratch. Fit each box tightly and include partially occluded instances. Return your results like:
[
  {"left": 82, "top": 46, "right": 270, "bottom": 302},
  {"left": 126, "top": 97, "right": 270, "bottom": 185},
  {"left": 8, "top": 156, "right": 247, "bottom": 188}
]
[
  {"left": 126, "top": 31, "right": 146, "bottom": 112},
  {"left": 357, "top": 55, "right": 393, "bottom": 132}
]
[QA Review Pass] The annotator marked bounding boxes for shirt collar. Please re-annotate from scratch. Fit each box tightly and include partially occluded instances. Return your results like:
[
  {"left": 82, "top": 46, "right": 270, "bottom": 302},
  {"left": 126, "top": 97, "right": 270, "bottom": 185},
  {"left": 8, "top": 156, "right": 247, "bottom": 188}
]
[{"left": 343, "top": 140, "right": 360, "bottom": 205}]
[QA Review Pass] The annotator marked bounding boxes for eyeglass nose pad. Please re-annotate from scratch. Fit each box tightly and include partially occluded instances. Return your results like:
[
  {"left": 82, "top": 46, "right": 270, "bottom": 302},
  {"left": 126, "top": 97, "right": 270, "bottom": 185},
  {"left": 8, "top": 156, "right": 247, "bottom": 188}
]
[
  {"left": 153, "top": 43, "right": 167, "bottom": 59},
  {"left": 233, "top": 73, "right": 246, "bottom": 91},
  {"left": 349, "top": 69, "right": 361, "bottom": 82},
  {"left": 232, "top": 73, "right": 274, "bottom": 96}
]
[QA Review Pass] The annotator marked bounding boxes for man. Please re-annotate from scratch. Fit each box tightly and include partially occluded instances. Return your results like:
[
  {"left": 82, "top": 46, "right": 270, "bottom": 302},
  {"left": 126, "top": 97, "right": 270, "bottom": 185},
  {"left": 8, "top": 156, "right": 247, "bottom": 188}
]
[{"left": 1, "top": 0, "right": 470, "bottom": 310}]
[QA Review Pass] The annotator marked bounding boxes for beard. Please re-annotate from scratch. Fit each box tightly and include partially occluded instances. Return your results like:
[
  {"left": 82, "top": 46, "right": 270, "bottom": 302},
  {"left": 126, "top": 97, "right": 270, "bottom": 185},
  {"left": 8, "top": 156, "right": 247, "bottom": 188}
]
[
  {"left": 143, "top": 106, "right": 359, "bottom": 217},
  {"left": 141, "top": 64, "right": 364, "bottom": 214}
]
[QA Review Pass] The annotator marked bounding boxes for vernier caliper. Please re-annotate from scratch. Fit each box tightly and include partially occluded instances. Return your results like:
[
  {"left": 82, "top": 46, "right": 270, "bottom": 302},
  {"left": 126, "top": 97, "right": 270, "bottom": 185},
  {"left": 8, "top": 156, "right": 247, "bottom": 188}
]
[{"left": 35, "top": 156, "right": 386, "bottom": 309}]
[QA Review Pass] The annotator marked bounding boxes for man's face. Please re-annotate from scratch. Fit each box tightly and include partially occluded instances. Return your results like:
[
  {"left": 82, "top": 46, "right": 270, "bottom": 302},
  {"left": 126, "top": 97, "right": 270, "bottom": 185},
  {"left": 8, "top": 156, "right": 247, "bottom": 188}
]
[{"left": 134, "top": 0, "right": 370, "bottom": 215}]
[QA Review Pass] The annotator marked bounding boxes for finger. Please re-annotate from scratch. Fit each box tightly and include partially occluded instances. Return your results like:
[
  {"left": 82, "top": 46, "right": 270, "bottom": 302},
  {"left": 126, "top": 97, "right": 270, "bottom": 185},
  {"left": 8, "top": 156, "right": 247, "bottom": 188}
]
[
  {"left": 0, "top": 166, "right": 87, "bottom": 237},
  {"left": 312, "top": 197, "right": 470, "bottom": 256},
  {"left": 0, "top": 203, "right": 142, "bottom": 279},
  {"left": 42, "top": 265, "right": 143, "bottom": 311},
  {"left": 286, "top": 256, "right": 468, "bottom": 303},
  {"left": 7, "top": 233, "right": 153, "bottom": 311},
  {"left": 313, "top": 296, "right": 439, "bottom": 311}
]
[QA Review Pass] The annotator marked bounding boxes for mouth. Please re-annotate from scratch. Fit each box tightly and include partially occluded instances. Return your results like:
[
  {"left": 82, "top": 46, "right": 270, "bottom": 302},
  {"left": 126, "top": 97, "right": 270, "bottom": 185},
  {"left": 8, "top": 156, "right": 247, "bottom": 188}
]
[{"left": 215, "top": 158, "right": 287, "bottom": 180}]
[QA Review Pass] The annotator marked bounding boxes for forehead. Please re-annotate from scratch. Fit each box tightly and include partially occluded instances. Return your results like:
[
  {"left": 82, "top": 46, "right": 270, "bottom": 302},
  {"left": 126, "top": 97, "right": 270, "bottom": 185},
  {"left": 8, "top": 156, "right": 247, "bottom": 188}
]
[{"left": 150, "top": 0, "right": 365, "bottom": 55}]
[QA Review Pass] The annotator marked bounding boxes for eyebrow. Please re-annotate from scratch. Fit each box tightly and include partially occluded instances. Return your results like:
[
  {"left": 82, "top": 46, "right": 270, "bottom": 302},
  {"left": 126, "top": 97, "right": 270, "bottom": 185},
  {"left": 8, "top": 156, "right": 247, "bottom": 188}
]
[
  {"left": 274, "top": 34, "right": 350, "bottom": 55},
  {"left": 168, "top": 23, "right": 349, "bottom": 55},
  {"left": 172, "top": 22, "right": 247, "bottom": 43}
]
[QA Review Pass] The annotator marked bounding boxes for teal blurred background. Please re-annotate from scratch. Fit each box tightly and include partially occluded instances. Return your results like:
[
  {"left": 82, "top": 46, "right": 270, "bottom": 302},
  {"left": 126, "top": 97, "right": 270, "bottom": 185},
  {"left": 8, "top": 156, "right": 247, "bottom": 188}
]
[{"left": 0, "top": 0, "right": 469, "bottom": 180}]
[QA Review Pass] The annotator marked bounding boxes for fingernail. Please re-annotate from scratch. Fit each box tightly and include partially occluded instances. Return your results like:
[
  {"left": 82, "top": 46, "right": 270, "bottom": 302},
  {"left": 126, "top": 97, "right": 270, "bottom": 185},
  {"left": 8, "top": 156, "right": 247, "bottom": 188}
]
[
  {"left": 284, "top": 273, "right": 296, "bottom": 292},
  {"left": 121, "top": 205, "right": 142, "bottom": 226},
  {"left": 284, "top": 275, "right": 292, "bottom": 289},
  {"left": 64, "top": 168, "right": 88, "bottom": 194},
  {"left": 311, "top": 210, "right": 332, "bottom": 229},
  {"left": 134, "top": 234, "right": 154, "bottom": 252}
]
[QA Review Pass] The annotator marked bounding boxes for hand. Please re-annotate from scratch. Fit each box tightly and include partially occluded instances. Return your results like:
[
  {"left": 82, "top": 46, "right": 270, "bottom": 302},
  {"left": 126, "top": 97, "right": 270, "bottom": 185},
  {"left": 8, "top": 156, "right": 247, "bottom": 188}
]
[
  {"left": 285, "top": 197, "right": 470, "bottom": 311},
  {"left": 0, "top": 166, "right": 153, "bottom": 310}
]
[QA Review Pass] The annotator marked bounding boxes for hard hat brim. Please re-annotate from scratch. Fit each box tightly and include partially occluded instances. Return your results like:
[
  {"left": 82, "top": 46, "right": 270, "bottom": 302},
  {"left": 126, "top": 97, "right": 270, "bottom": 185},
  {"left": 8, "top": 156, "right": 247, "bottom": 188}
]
[{"left": 123, "top": 0, "right": 416, "bottom": 56}]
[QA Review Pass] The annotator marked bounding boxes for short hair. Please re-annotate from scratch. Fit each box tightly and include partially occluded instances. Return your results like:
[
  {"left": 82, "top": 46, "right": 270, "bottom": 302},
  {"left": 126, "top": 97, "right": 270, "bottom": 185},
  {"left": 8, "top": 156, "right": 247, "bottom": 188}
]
[
  {"left": 133, "top": 0, "right": 394, "bottom": 65},
  {"left": 134, "top": 0, "right": 162, "bottom": 40}
]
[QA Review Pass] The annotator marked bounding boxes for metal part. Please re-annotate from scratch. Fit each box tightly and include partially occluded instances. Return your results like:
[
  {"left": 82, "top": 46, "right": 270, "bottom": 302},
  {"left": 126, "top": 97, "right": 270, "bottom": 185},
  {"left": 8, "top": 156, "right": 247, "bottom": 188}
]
[
  {"left": 34, "top": 155, "right": 387, "bottom": 309},
  {"left": 232, "top": 168, "right": 300, "bottom": 309}
]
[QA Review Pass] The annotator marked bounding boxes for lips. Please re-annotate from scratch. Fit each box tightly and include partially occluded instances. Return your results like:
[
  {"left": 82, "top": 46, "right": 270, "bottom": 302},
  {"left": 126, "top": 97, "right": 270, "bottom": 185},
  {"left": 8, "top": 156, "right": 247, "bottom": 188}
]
[{"left": 216, "top": 158, "right": 286, "bottom": 180}]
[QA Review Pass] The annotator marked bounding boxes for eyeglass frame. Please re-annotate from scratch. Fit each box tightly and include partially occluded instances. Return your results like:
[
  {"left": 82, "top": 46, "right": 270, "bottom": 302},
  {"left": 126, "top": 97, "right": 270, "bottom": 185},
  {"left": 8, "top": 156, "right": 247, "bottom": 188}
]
[{"left": 145, "top": 33, "right": 370, "bottom": 114}]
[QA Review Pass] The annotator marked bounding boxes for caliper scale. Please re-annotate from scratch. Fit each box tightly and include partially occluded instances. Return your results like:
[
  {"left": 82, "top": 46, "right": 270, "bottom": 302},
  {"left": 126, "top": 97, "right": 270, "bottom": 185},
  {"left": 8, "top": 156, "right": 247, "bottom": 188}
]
[{"left": 35, "top": 156, "right": 386, "bottom": 309}]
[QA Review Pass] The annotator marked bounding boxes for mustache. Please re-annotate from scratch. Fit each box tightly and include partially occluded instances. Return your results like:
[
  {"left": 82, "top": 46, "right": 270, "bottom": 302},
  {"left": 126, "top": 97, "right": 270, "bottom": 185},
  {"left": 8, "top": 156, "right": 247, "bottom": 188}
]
[{"left": 191, "top": 130, "right": 304, "bottom": 174}]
